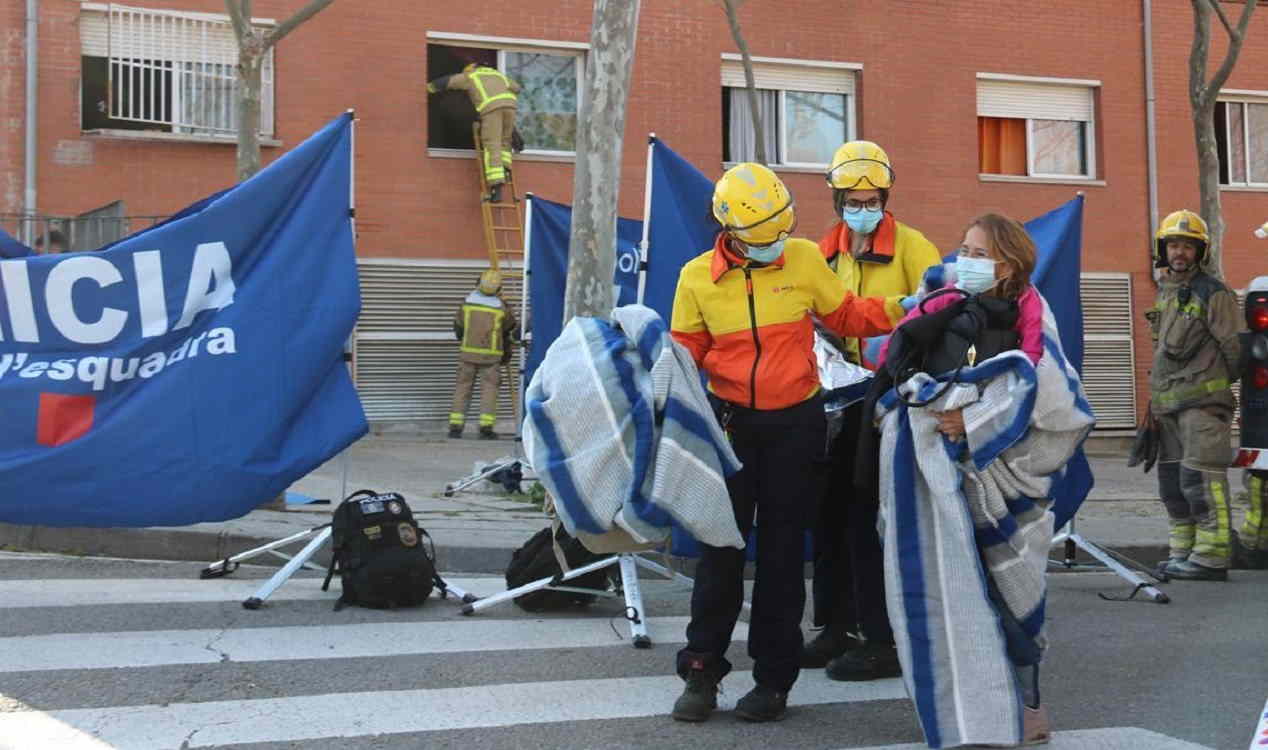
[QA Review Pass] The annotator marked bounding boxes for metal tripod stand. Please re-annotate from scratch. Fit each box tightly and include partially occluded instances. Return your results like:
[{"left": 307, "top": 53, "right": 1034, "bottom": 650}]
[{"left": 1050, "top": 516, "right": 1170, "bottom": 603}]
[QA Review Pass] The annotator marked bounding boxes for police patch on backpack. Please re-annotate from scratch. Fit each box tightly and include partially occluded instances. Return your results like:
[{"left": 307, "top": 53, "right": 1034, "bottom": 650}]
[{"left": 322, "top": 490, "right": 445, "bottom": 610}]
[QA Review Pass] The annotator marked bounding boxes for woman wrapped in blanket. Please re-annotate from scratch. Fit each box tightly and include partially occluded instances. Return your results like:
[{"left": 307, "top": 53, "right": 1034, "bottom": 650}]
[{"left": 875, "top": 214, "right": 1092, "bottom": 748}]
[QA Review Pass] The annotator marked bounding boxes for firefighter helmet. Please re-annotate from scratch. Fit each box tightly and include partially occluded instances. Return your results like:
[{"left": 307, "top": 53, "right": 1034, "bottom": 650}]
[
  {"left": 711, "top": 163, "right": 796, "bottom": 246},
  {"left": 1154, "top": 209, "right": 1209, "bottom": 267},
  {"left": 478, "top": 269, "right": 503, "bottom": 295},
  {"left": 826, "top": 140, "right": 895, "bottom": 190}
]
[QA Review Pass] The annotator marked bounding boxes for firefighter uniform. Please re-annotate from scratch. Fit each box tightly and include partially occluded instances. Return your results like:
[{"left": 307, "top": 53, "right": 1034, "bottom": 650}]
[
  {"left": 451, "top": 271, "right": 518, "bottom": 439},
  {"left": 1147, "top": 211, "right": 1242, "bottom": 577},
  {"left": 669, "top": 163, "right": 904, "bottom": 724},
  {"left": 428, "top": 64, "right": 520, "bottom": 189}
]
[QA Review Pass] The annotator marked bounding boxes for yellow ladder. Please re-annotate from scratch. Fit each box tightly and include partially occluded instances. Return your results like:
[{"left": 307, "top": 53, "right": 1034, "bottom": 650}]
[{"left": 473, "top": 123, "right": 525, "bottom": 278}]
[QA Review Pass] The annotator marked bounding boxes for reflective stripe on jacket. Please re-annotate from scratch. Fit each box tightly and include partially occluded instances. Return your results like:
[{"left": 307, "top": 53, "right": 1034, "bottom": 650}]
[
  {"left": 818, "top": 212, "right": 941, "bottom": 369},
  {"left": 444, "top": 66, "right": 520, "bottom": 113},
  {"left": 1147, "top": 270, "right": 1242, "bottom": 414},
  {"left": 670, "top": 235, "right": 905, "bottom": 411},
  {"left": 455, "top": 292, "right": 518, "bottom": 365}
]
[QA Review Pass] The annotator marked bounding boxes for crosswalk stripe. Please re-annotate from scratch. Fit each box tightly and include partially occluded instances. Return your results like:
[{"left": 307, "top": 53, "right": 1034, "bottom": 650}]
[
  {"left": 0, "top": 575, "right": 506, "bottom": 608},
  {"left": 843, "top": 727, "right": 1214, "bottom": 750},
  {"left": 0, "top": 615, "right": 713, "bottom": 672},
  {"left": 0, "top": 670, "right": 908, "bottom": 749}
]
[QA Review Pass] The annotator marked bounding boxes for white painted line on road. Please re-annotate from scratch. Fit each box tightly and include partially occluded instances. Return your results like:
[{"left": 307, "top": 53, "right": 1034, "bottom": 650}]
[
  {"left": 0, "top": 575, "right": 504, "bottom": 608},
  {"left": 845, "top": 727, "right": 1213, "bottom": 750},
  {"left": 0, "top": 670, "right": 906, "bottom": 749},
  {"left": 0, "top": 616, "right": 711, "bottom": 672}
]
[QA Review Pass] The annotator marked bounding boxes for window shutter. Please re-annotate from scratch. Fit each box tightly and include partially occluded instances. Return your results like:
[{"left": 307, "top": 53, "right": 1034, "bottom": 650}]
[
  {"left": 722, "top": 60, "right": 853, "bottom": 95},
  {"left": 354, "top": 260, "right": 524, "bottom": 424},
  {"left": 977, "top": 79, "right": 1094, "bottom": 122},
  {"left": 1080, "top": 273, "right": 1137, "bottom": 430},
  {"left": 81, "top": 6, "right": 239, "bottom": 63}
]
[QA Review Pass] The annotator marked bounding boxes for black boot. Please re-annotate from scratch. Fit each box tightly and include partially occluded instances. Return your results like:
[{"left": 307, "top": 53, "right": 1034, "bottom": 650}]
[
  {"left": 826, "top": 640, "right": 901, "bottom": 681},
  {"left": 672, "top": 662, "right": 721, "bottom": 722},
  {"left": 486, "top": 183, "right": 503, "bottom": 203},
  {"left": 734, "top": 685, "right": 788, "bottom": 722},
  {"left": 478, "top": 426, "right": 498, "bottom": 440},
  {"left": 1230, "top": 530, "right": 1268, "bottom": 570},
  {"left": 447, "top": 425, "right": 463, "bottom": 439},
  {"left": 1162, "top": 558, "right": 1228, "bottom": 581},
  {"left": 800, "top": 626, "right": 860, "bottom": 668}
]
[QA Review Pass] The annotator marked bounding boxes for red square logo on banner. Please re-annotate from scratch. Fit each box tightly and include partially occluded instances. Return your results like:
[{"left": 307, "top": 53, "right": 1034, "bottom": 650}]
[{"left": 37, "top": 393, "right": 96, "bottom": 447}]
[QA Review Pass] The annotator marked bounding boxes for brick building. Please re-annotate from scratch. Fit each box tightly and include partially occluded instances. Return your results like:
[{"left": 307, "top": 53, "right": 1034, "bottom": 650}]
[{"left": 4, "top": 0, "right": 1268, "bottom": 430}]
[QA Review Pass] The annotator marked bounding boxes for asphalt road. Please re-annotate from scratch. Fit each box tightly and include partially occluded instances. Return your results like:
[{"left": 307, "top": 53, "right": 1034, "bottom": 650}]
[{"left": 0, "top": 551, "right": 1263, "bottom": 749}]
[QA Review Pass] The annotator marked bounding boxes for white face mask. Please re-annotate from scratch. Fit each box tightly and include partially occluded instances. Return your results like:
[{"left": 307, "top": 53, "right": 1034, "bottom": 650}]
[{"left": 955, "top": 256, "right": 998, "bottom": 294}]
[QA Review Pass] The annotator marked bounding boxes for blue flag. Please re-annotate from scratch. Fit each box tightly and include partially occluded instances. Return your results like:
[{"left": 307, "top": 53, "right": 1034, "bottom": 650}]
[
  {"left": 644, "top": 137, "right": 721, "bottom": 318},
  {"left": 0, "top": 113, "right": 368, "bottom": 527},
  {"left": 524, "top": 195, "right": 643, "bottom": 388},
  {"left": 1, "top": 227, "right": 34, "bottom": 259}
]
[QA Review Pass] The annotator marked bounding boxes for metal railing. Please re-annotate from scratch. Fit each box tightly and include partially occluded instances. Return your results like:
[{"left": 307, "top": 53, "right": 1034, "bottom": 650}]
[{"left": 1, "top": 213, "right": 171, "bottom": 254}]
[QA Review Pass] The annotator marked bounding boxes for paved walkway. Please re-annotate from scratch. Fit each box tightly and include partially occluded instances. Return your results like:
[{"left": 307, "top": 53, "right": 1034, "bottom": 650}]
[{"left": 1, "top": 433, "right": 1253, "bottom": 573}]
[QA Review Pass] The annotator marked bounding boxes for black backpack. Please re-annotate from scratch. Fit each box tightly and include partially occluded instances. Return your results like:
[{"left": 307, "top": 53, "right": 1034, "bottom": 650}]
[
  {"left": 505, "top": 526, "right": 610, "bottom": 612},
  {"left": 322, "top": 490, "right": 444, "bottom": 610}
]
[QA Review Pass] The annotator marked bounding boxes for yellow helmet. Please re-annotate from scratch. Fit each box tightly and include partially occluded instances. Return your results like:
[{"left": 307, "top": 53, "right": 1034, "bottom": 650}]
[
  {"left": 711, "top": 163, "right": 796, "bottom": 246},
  {"left": 463, "top": 62, "right": 479, "bottom": 73},
  {"left": 1154, "top": 209, "right": 1209, "bottom": 267},
  {"left": 825, "top": 140, "right": 894, "bottom": 190},
  {"left": 478, "top": 269, "right": 503, "bottom": 295}
]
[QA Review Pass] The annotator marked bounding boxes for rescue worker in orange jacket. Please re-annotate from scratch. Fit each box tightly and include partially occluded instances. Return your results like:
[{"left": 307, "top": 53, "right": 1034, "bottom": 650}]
[
  {"left": 428, "top": 63, "right": 521, "bottom": 202},
  {"left": 450, "top": 269, "right": 518, "bottom": 440},
  {"left": 806, "top": 141, "right": 941, "bottom": 682},
  {"left": 669, "top": 163, "right": 908, "bottom": 724}
]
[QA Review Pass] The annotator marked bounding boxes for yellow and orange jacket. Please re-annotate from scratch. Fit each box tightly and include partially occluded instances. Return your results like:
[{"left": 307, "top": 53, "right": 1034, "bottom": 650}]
[
  {"left": 670, "top": 235, "right": 905, "bottom": 411},
  {"left": 818, "top": 212, "right": 942, "bottom": 369}
]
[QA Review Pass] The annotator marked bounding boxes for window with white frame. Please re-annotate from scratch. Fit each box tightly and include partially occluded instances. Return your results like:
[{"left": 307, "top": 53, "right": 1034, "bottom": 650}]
[
  {"left": 721, "top": 57, "right": 856, "bottom": 168},
  {"left": 426, "top": 39, "right": 583, "bottom": 155},
  {"left": 79, "top": 3, "right": 274, "bottom": 138},
  {"left": 976, "top": 75, "right": 1097, "bottom": 179},
  {"left": 1216, "top": 94, "right": 1268, "bottom": 187}
]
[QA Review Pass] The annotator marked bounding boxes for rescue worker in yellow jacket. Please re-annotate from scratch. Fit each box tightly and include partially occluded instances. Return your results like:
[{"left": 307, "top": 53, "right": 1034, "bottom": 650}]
[
  {"left": 669, "top": 163, "right": 909, "bottom": 724},
  {"left": 428, "top": 63, "right": 520, "bottom": 202},
  {"left": 1147, "top": 210, "right": 1242, "bottom": 580},
  {"left": 450, "top": 270, "right": 518, "bottom": 440},
  {"left": 807, "top": 141, "right": 941, "bottom": 681}
]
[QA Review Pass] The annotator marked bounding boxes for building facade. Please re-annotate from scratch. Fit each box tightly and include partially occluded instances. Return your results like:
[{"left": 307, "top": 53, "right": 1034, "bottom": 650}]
[{"left": 5, "top": 0, "right": 1268, "bottom": 429}]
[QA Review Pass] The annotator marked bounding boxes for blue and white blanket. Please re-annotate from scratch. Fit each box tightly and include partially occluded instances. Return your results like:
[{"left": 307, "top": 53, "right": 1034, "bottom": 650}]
[
  {"left": 877, "top": 295, "right": 1094, "bottom": 748},
  {"left": 523, "top": 305, "right": 744, "bottom": 549}
]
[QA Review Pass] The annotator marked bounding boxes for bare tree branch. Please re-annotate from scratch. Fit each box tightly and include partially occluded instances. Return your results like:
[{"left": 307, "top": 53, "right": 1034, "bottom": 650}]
[
  {"left": 719, "top": 0, "right": 766, "bottom": 164},
  {"left": 224, "top": 0, "right": 250, "bottom": 42},
  {"left": 1206, "top": 0, "right": 1236, "bottom": 38},
  {"left": 1205, "top": 0, "right": 1257, "bottom": 96},
  {"left": 264, "top": 0, "right": 336, "bottom": 49},
  {"left": 1190, "top": 0, "right": 1209, "bottom": 110}
]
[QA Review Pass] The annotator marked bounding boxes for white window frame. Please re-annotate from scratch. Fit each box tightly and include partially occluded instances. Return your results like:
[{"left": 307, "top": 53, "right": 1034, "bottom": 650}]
[
  {"left": 426, "top": 32, "right": 587, "bottom": 159},
  {"left": 1218, "top": 90, "right": 1268, "bottom": 189},
  {"left": 79, "top": 2, "right": 275, "bottom": 140},
  {"left": 977, "top": 73, "right": 1099, "bottom": 181},
  {"left": 721, "top": 55, "right": 859, "bottom": 170}
]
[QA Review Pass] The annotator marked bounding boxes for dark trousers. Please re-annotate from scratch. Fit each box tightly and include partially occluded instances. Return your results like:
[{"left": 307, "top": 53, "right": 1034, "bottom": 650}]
[
  {"left": 677, "top": 396, "right": 825, "bottom": 692},
  {"left": 811, "top": 401, "right": 894, "bottom": 644}
]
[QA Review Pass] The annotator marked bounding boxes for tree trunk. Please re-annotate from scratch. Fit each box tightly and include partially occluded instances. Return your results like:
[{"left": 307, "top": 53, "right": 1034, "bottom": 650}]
[
  {"left": 563, "top": 0, "right": 641, "bottom": 322},
  {"left": 1189, "top": 1, "right": 1225, "bottom": 279},
  {"left": 235, "top": 39, "right": 264, "bottom": 182},
  {"left": 720, "top": 0, "right": 766, "bottom": 165}
]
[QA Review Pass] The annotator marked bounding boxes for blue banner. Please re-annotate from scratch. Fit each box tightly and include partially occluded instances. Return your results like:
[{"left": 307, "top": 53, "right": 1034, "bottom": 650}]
[
  {"left": 1, "top": 227, "right": 33, "bottom": 259},
  {"left": 524, "top": 196, "right": 642, "bottom": 388},
  {"left": 0, "top": 113, "right": 368, "bottom": 527},
  {"left": 645, "top": 137, "right": 721, "bottom": 318}
]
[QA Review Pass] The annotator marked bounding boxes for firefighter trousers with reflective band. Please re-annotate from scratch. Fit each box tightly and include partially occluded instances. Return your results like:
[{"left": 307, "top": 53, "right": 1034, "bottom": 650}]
[
  {"left": 677, "top": 394, "right": 825, "bottom": 692},
  {"left": 479, "top": 108, "right": 515, "bottom": 185},
  {"left": 450, "top": 361, "right": 499, "bottom": 428},
  {"left": 1242, "top": 471, "right": 1268, "bottom": 552},
  {"left": 1156, "top": 405, "right": 1233, "bottom": 568}
]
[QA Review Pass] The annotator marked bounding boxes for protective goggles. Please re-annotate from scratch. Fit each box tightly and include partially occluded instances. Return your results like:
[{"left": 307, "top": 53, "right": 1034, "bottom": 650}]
[
  {"left": 824, "top": 158, "right": 895, "bottom": 190},
  {"left": 726, "top": 200, "right": 796, "bottom": 246}
]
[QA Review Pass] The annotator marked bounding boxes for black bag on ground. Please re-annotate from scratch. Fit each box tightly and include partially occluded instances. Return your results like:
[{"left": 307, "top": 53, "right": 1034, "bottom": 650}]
[
  {"left": 505, "top": 525, "right": 609, "bottom": 612},
  {"left": 322, "top": 489, "right": 444, "bottom": 610}
]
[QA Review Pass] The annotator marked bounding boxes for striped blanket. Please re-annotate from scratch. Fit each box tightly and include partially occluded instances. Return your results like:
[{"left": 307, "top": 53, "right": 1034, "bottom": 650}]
[
  {"left": 877, "top": 295, "right": 1094, "bottom": 748},
  {"left": 523, "top": 305, "right": 744, "bottom": 550}
]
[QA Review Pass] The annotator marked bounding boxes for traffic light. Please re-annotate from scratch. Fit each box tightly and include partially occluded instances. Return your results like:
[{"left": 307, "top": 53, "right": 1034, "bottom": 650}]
[{"left": 1234, "top": 276, "right": 1268, "bottom": 468}]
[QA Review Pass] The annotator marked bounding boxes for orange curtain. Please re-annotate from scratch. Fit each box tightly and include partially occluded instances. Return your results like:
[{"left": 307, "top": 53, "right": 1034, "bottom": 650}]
[{"left": 978, "top": 117, "right": 1027, "bottom": 175}]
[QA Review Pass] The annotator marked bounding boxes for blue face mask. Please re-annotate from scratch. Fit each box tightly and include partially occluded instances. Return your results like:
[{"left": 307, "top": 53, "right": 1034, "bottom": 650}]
[
  {"left": 844, "top": 208, "right": 884, "bottom": 235},
  {"left": 955, "top": 256, "right": 998, "bottom": 294},
  {"left": 743, "top": 238, "right": 786, "bottom": 264}
]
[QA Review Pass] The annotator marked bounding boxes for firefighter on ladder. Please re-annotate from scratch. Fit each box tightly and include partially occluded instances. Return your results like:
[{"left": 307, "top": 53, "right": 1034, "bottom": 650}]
[
  {"left": 428, "top": 63, "right": 521, "bottom": 203},
  {"left": 450, "top": 270, "right": 519, "bottom": 440}
]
